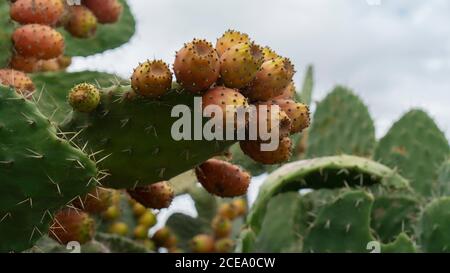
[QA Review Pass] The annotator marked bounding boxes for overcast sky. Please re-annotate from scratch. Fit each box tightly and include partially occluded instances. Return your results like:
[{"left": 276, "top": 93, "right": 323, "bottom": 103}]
[{"left": 71, "top": 0, "right": 450, "bottom": 140}]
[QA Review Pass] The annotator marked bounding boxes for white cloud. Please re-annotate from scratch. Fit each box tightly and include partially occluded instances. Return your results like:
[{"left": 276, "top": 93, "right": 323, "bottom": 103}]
[{"left": 71, "top": 0, "right": 450, "bottom": 140}]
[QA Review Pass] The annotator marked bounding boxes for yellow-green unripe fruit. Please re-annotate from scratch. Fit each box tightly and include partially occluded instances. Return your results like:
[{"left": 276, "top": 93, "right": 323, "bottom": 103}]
[{"left": 69, "top": 83, "right": 100, "bottom": 113}]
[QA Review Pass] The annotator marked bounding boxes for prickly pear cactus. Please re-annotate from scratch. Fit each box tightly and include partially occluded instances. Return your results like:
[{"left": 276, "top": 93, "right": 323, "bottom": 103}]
[
  {"left": 0, "top": 2, "right": 13, "bottom": 67},
  {"left": 306, "top": 86, "right": 376, "bottom": 158},
  {"left": 248, "top": 155, "right": 409, "bottom": 232},
  {"left": 436, "top": 160, "right": 450, "bottom": 196},
  {"left": 374, "top": 109, "right": 450, "bottom": 197},
  {"left": 418, "top": 197, "right": 450, "bottom": 252},
  {"left": 31, "top": 71, "right": 124, "bottom": 125},
  {"left": 62, "top": 0, "right": 136, "bottom": 57},
  {"left": 0, "top": 85, "right": 97, "bottom": 252},
  {"left": 64, "top": 85, "right": 234, "bottom": 189}
]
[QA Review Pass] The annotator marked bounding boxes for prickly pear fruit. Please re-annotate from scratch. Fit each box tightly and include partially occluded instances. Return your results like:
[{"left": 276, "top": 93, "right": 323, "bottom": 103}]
[
  {"left": 103, "top": 206, "right": 120, "bottom": 220},
  {"left": 131, "top": 60, "right": 173, "bottom": 98},
  {"left": 73, "top": 187, "right": 114, "bottom": 214},
  {"left": 9, "top": 54, "right": 40, "bottom": 73},
  {"left": 216, "top": 30, "right": 250, "bottom": 57},
  {"left": 173, "top": 39, "right": 220, "bottom": 93},
  {"left": 127, "top": 181, "right": 175, "bottom": 209},
  {"left": 65, "top": 6, "right": 98, "bottom": 38},
  {"left": 250, "top": 103, "right": 292, "bottom": 140},
  {"left": 195, "top": 159, "right": 251, "bottom": 197},
  {"left": 240, "top": 137, "right": 292, "bottom": 164},
  {"left": 49, "top": 208, "right": 95, "bottom": 245},
  {"left": 10, "top": 0, "right": 65, "bottom": 26},
  {"left": 220, "top": 43, "right": 264, "bottom": 88},
  {"left": 190, "top": 234, "right": 215, "bottom": 253},
  {"left": 138, "top": 211, "right": 157, "bottom": 228},
  {"left": 82, "top": 0, "right": 123, "bottom": 24},
  {"left": 246, "top": 57, "right": 295, "bottom": 101},
  {"left": 0, "top": 69, "right": 35, "bottom": 96},
  {"left": 231, "top": 198, "right": 247, "bottom": 217},
  {"left": 270, "top": 99, "right": 310, "bottom": 133},
  {"left": 202, "top": 86, "right": 249, "bottom": 128},
  {"left": 133, "top": 225, "right": 149, "bottom": 240},
  {"left": 218, "top": 203, "right": 239, "bottom": 220},
  {"left": 215, "top": 238, "right": 234, "bottom": 253},
  {"left": 69, "top": 83, "right": 100, "bottom": 113},
  {"left": 273, "top": 82, "right": 296, "bottom": 100},
  {"left": 262, "top": 46, "right": 279, "bottom": 61},
  {"left": 38, "top": 58, "right": 61, "bottom": 72},
  {"left": 211, "top": 216, "right": 232, "bottom": 238},
  {"left": 132, "top": 202, "right": 147, "bottom": 217},
  {"left": 152, "top": 227, "right": 177, "bottom": 248},
  {"left": 13, "top": 24, "right": 65, "bottom": 60},
  {"left": 108, "top": 222, "right": 129, "bottom": 236},
  {"left": 57, "top": 55, "right": 72, "bottom": 69}
]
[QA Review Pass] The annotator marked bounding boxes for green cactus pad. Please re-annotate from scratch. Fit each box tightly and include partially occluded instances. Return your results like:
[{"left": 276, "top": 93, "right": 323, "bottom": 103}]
[
  {"left": 95, "top": 232, "right": 150, "bottom": 253},
  {"left": 303, "top": 190, "right": 374, "bottom": 253},
  {"left": 247, "top": 155, "right": 409, "bottom": 232},
  {"left": 371, "top": 193, "right": 420, "bottom": 242},
  {"left": 297, "top": 65, "right": 314, "bottom": 106},
  {"left": 436, "top": 160, "right": 450, "bottom": 196},
  {"left": 63, "top": 85, "right": 234, "bottom": 189},
  {"left": 0, "top": 86, "right": 97, "bottom": 252},
  {"left": 306, "top": 86, "right": 376, "bottom": 158},
  {"left": 253, "top": 192, "right": 305, "bottom": 252},
  {"left": 62, "top": 0, "right": 136, "bottom": 57},
  {"left": 381, "top": 233, "right": 416, "bottom": 253},
  {"left": 374, "top": 109, "right": 450, "bottom": 197},
  {"left": 419, "top": 197, "right": 450, "bottom": 252},
  {"left": 31, "top": 71, "right": 123, "bottom": 126},
  {"left": 235, "top": 228, "right": 257, "bottom": 253},
  {"left": 0, "top": 2, "right": 13, "bottom": 67}
]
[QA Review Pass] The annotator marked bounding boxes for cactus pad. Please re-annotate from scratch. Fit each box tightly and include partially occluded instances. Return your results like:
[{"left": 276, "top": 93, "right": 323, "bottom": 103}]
[
  {"left": 374, "top": 109, "right": 450, "bottom": 197},
  {"left": 419, "top": 197, "right": 450, "bottom": 252},
  {"left": 0, "top": 86, "right": 97, "bottom": 252}
]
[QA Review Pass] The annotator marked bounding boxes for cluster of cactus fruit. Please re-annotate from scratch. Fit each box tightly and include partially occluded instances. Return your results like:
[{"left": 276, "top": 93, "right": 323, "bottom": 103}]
[{"left": 1, "top": 0, "right": 449, "bottom": 253}]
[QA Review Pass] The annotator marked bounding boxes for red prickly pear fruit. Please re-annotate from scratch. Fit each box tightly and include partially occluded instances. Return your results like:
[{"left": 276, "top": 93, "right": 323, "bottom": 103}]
[
  {"left": 152, "top": 227, "right": 177, "bottom": 248},
  {"left": 69, "top": 83, "right": 101, "bottom": 113},
  {"left": 250, "top": 103, "right": 292, "bottom": 140},
  {"left": 82, "top": 0, "right": 123, "bottom": 24},
  {"left": 12, "top": 24, "right": 65, "bottom": 60},
  {"left": 216, "top": 29, "right": 251, "bottom": 57},
  {"left": 240, "top": 137, "right": 293, "bottom": 165},
  {"left": 127, "top": 181, "right": 175, "bottom": 209},
  {"left": 219, "top": 42, "right": 264, "bottom": 89},
  {"left": 211, "top": 216, "right": 232, "bottom": 238},
  {"left": 202, "top": 86, "right": 249, "bottom": 129},
  {"left": 49, "top": 208, "right": 95, "bottom": 245},
  {"left": 273, "top": 81, "right": 296, "bottom": 100},
  {"left": 262, "top": 46, "right": 279, "bottom": 61},
  {"left": 0, "top": 69, "right": 35, "bottom": 97},
  {"left": 215, "top": 238, "right": 234, "bottom": 253},
  {"left": 190, "top": 234, "right": 215, "bottom": 253},
  {"left": 195, "top": 159, "right": 251, "bottom": 197},
  {"left": 10, "top": 0, "right": 65, "bottom": 26},
  {"left": 246, "top": 57, "right": 295, "bottom": 101},
  {"left": 9, "top": 54, "right": 40, "bottom": 73},
  {"left": 131, "top": 60, "right": 173, "bottom": 98},
  {"left": 173, "top": 39, "right": 220, "bottom": 93},
  {"left": 270, "top": 99, "right": 310, "bottom": 133},
  {"left": 64, "top": 6, "right": 98, "bottom": 39},
  {"left": 73, "top": 187, "right": 114, "bottom": 214}
]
